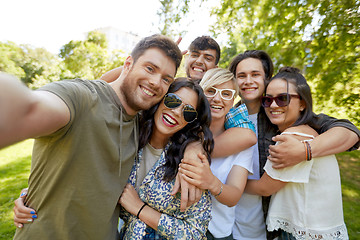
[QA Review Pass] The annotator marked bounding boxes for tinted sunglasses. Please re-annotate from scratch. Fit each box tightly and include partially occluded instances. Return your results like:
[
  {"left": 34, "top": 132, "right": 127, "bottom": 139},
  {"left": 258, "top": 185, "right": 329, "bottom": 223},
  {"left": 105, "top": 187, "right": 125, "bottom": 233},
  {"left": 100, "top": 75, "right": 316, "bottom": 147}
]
[
  {"left": 204, "top": 87, "right": 236, "bottom": 100},
  {"left": 163, "top": 93, "right": 198, "bottom": 123},
  {"left": 261, "top": 93, "right": 300, "bottom": 108}
]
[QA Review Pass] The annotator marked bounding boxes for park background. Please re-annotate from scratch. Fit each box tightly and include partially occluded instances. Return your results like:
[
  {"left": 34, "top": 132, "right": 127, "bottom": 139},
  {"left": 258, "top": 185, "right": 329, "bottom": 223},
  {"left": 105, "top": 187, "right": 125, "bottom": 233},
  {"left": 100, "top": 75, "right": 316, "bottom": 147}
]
[{"left": 0, "top": 0, "right": 359, "bottom": 238}]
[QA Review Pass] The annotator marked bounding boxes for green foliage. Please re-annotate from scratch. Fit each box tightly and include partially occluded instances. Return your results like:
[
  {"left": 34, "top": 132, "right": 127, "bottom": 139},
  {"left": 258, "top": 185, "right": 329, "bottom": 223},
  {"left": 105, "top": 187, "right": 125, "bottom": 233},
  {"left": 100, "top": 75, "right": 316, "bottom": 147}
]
[
  {"left": 0, "top": 42, "right": 25, "bottom": 78},
  {"left": 1, "top": 31, "right": 126, "bottom": 88},
  {"left": 59, "top": 31, "right": 125, "bottom": 80},
  {"left": 157, "top": 0, "right": 194, "bottom": 38},
  {"left": 210, "top": 0, "right": 360, "bottom": 127},
  {"left": 0, "top": 42, "right": 62, "bottom": 88}
]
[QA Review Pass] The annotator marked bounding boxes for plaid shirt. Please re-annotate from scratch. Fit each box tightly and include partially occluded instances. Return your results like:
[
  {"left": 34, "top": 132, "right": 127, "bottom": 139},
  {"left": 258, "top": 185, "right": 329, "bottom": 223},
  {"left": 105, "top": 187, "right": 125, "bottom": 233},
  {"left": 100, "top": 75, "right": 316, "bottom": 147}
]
[{"left": 224, "top": 103, "right": 256, "bottom": 133}]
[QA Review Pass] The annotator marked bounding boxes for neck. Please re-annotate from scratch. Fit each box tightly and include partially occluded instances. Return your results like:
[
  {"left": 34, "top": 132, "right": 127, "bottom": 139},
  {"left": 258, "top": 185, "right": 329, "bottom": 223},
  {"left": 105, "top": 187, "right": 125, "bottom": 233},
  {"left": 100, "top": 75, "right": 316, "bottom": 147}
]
[
  {"left": 109, "top": 80, "right": 137, "bottom": 116},
  {"left": 210, "top": 117, "right": 225, "bottom": 137},
  {"left": 149, "top": 130, "right": 169, "bottom": 149}
]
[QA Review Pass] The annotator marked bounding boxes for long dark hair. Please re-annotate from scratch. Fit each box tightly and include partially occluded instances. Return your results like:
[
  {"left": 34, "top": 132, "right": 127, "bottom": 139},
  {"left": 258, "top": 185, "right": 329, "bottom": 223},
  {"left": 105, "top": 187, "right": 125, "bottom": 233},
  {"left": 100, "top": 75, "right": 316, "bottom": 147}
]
[
  {"left": 267, "top": 67, "right": 314, "bottom": 127},
  {"left": 139, "top": 78, "right": 214, "bottom": 182}
]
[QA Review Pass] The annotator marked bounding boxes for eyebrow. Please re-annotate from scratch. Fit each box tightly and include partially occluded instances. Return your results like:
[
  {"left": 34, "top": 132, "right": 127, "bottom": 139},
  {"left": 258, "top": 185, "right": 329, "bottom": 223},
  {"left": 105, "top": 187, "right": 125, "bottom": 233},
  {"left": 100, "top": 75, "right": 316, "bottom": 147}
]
[
  {"left": 190, "top": 50, "right": 215, "bottom": 58},
  {"left": 146, "top": 61, "right": 175, "bottom": 81}
]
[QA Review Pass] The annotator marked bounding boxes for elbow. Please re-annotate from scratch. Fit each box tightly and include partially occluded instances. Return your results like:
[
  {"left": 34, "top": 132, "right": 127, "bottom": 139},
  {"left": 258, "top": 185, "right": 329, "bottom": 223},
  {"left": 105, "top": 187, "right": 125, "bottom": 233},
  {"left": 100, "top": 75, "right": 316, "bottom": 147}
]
[
  {"left": 225, "top": 201, "right": 238, "bottom": 207},
  {"left": 249, "top": 133, "right": 257, "bottom": 146}
]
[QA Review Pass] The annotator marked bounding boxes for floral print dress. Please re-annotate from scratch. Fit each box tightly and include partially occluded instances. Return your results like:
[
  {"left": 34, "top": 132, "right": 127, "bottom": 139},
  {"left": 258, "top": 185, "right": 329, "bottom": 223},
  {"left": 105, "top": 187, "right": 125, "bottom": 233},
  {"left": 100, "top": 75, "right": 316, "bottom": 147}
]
[{"left": 119, "top": 147, "right": 212, "bottom": 240}]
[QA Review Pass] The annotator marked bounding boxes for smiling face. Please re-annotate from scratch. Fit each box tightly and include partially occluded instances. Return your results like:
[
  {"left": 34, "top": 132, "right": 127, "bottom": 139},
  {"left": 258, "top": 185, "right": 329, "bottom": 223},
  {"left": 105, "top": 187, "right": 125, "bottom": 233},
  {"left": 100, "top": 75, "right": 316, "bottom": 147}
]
[
  {"left": 119, "top": 48, "right": 176, "bottom": 115},
  {"left": 204, "top": 81, "right": 235, "bottom": 121},
  {"left": 185, "top": 49, "right": 218, "bottom": 81},
  {"left": 153, "top": 87, "right": 198, "bottom": 141},
  {"left": 264, "top": 78, "right": 305, "bottom": 132},
  {"left": 235, "top": 58, "right": 266, "bottom": 113}
]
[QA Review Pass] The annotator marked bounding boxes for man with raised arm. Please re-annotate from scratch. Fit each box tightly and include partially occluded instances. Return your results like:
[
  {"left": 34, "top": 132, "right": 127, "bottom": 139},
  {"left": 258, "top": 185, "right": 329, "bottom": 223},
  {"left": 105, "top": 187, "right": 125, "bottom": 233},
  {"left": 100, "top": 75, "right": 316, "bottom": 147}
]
[{"left": 1, "top": 34, "right": 182, "bottom": 240}]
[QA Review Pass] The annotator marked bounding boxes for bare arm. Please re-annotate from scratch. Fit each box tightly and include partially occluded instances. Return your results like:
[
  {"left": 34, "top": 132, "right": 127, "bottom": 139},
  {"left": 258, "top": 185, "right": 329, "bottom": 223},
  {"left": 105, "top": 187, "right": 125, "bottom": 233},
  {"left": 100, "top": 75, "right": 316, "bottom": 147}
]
[
  {"left": 180, "top": 156, "right": 249, "bottom": 207},
  {"left": 212, "top": 127, "right": 257, "bottom": 158},
  {"left": 179, "top": 150, "right": 251, "bottom": 207},
  {"left": 245, "top": 172, "right": 286, "bottom": 197},
  {"left": 119, "top": 184, "right": 161, "bottom": 230},
  {"left": 100, "top": 66, "right": 123, "bottom": 83},
  {"left": 0, "top": 73, "right": 70, "bottom": 149},
  {"left": 269, "top": 127, "right": 359, "bottom": 169}
]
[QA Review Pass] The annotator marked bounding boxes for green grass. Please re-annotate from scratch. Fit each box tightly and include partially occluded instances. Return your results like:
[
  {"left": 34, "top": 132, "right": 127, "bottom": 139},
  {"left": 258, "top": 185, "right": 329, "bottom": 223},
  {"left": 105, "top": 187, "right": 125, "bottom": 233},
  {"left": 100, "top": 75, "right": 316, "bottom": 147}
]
[
  {"left": 0, "top": 140, "right": 359, "bottom": 239},
  {"left": 0, "top": 140, "right": 32, "bottom": 239}
]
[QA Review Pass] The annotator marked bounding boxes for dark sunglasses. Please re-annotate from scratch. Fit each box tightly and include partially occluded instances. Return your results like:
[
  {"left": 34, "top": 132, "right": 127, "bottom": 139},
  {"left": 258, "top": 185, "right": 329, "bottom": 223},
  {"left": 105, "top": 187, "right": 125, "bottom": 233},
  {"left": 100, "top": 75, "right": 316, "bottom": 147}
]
[
  {"left": 163, "top": 93, "right": 198, "bottom": 123},
  {"left": 260, "top": 93, "right": 300, "bottom": 108}
]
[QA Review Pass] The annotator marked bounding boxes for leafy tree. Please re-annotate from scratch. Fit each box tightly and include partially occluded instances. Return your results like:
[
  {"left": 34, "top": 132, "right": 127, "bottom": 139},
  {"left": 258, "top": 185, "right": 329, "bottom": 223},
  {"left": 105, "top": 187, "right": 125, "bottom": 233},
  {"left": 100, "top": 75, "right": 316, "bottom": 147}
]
[
  {"left": 0, "top": 42, "right": 25, "bottom": 78},
  {"left": 59, "top": 31, "right": 125, "bottom": 80},
  {"left": 157, "top": 0, "right": 195, "bottom": 38},
  {"left": 0, "top": 42, "right": 61, "bottom": 88},
  {"left": 207, "top": 0, "right": 359, "bottom": 126}
]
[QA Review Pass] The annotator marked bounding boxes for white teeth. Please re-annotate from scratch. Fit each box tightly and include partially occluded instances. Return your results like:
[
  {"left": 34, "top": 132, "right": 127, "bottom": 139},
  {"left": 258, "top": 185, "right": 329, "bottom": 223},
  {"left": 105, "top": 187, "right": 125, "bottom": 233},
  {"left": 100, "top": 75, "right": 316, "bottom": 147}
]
[
  {"left": 211, "top": 105, "right": 222, "bottom": 110},
  {"left": 193, "top": 68, "right": 204, "bottom": 72},
  {"left": 243, "top": 88, "right": 256, "bottom": 92},
  {"left": 271, "top": 111, "right": 282, "bottom": 115},
  {"left": 163, "top": 114, "right": 176, "bottom": 125},
  {"left": 142, "top": 88, "right": 154, "bottom": 96}
]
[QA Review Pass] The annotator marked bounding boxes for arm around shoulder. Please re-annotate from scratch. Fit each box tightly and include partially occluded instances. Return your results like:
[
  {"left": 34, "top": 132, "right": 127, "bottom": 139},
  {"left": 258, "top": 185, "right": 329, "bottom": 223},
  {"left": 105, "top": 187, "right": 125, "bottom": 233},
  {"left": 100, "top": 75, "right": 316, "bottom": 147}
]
[{"left": 212, "top": 127, "right": 257, "bottom": 158}]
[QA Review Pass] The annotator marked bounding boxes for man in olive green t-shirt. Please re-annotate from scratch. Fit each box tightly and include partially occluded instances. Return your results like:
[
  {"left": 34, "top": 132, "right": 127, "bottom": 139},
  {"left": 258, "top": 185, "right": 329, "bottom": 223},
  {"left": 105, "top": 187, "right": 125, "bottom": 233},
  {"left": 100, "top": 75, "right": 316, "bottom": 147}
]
[{"left": 0, "top": 34, "right": 182, "bottom": 239}]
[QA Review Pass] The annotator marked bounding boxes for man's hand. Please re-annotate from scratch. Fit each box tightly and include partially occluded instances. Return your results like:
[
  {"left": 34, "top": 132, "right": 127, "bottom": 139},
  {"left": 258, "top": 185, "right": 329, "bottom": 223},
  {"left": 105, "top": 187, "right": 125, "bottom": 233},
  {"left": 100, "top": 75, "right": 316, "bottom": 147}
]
[
  {"left": 175, "top": 36, "right": 188, "bottom": 56},
  {"left": 268, "top": 134, "right": 306, "bottom": 169},
  {"left": 13, "top": 188, "right": 37, "bottom": 228},
  {"left": 179, "top": 153, "right": 214, "bottom": 190}
]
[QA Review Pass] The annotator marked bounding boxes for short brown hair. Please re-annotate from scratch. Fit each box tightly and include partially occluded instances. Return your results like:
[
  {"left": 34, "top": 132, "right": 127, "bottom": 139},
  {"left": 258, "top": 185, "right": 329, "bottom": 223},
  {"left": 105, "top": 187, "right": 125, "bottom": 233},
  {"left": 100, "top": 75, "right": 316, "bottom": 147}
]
[
  {"left": 189, "top": 36, "right": 221, "bottom": 65},
  {"left": 131, "top": 34, "right": 182, "bottom": 72}
]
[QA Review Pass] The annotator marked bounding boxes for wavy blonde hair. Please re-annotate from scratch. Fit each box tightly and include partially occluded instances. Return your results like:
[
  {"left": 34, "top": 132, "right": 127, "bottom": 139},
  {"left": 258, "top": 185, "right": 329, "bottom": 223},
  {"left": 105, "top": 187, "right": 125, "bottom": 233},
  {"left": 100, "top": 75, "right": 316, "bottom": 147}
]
[{"left": 199, "top": 68, "right": 239, "bottom": 98}]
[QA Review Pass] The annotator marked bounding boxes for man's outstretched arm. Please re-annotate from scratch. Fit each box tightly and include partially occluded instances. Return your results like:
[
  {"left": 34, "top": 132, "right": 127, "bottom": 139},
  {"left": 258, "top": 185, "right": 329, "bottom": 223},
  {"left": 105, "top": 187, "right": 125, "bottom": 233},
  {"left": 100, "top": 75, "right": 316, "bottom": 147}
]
[
  {"left": 0, "top": 73, "right": 70, "bottom": 149},
  {"left": 269, "top": 127, "right": 359, "bottom": 169}
]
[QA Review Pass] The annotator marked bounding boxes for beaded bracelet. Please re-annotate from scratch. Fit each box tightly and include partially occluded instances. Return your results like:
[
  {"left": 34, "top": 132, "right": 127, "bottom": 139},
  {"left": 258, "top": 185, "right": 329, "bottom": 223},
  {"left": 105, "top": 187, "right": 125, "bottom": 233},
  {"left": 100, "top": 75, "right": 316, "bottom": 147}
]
[
  {"left": 305, "top": 141, "right": 312, "bottom": 161},
  {"left": 137, "top": 202, "right": 148, "bottom": 218},
  {"left": 214, "top": 183, "right": 223, "bottom": 197},
  {"left": 302, "top": 140, "right": 312, "bottom": 161}
]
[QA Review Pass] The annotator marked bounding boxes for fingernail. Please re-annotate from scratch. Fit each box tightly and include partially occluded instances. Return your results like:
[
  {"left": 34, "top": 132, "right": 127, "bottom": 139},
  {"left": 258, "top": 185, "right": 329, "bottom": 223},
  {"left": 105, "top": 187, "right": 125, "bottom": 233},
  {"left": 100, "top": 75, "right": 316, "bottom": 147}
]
[
  {"left": 32, "top": 215, "right": 37, "bottom": 219},
  {"left": 27, "top": 219, "right": 33, "bottom": 222},
  {"left": 18, "top": 224, "right": 23, "bottom": 228},
  {"left": 20, "top": 192, "right": 26, "bottom": 197},
  {"left": 30, "top": 211, "right": 35, "bottom": 214}
]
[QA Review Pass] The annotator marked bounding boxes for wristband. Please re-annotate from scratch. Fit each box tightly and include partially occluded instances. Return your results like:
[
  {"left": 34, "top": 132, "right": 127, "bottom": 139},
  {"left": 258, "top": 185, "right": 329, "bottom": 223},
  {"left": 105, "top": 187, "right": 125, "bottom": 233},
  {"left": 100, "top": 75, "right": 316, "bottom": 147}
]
[
  {"left": 302, "top": 140, "right": 312, "bottom": 161},
  {"left": 136, "top": 202, "right": 148, "bottom": 218},
  {"left": 305, "top": 141, "right": 312, "bottom": 161},
  {"left": 214, "top": 183, "right": 223, "bottom": 197}
]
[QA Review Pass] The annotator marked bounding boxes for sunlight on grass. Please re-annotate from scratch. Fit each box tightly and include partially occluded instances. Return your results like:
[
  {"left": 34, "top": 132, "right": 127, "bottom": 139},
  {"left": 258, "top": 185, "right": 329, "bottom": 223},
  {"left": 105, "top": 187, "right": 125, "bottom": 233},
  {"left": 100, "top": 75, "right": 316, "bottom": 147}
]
[
  {"left": 0, "top": 140, "right": 33, "bottom": 240},
  {"left": 342, "top": 188, "right": 359, "bottom": 198}
]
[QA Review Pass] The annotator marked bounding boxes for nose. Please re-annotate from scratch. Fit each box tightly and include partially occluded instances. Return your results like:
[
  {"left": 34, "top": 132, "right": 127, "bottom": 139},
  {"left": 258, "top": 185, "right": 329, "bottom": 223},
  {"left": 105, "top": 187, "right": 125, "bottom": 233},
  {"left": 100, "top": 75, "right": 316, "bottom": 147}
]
[
  {"left": 244, "top": 74, "right": 252, "bottom": 84},
  {"left": 172, "top": 105, "right": 183, "bottom": 118},
  {"left": 213, "top": 91, "right": 222, "bottom": 101},
  {"left": 194, "top": 55, "right": 205, "bottom": 65},
  {"left": 148, "top": 74, "right": 161, "bottom": 89},
  {"left": 269, "top": 99, "right": 279, "bottom": 108}
]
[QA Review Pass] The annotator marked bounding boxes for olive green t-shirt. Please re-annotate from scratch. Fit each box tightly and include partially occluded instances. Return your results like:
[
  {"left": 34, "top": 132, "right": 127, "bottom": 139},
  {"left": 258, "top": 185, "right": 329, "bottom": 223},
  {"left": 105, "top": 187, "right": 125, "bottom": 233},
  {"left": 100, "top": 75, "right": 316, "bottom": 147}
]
[{"left": 14, "top": 79, "right": 138, "bottom": 240}]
